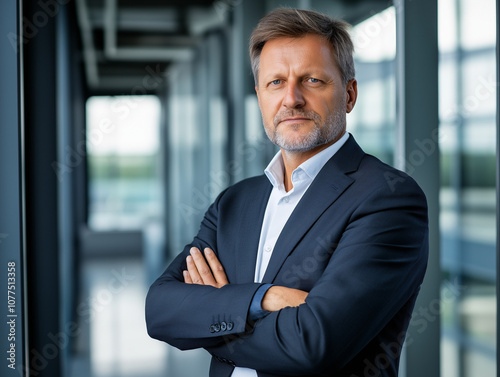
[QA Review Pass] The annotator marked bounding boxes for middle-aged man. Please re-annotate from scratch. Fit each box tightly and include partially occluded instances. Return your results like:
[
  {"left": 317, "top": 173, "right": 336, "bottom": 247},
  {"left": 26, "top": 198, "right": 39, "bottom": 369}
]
[{"left": 146, "top": 7, "right": 428, "bottom": 377}]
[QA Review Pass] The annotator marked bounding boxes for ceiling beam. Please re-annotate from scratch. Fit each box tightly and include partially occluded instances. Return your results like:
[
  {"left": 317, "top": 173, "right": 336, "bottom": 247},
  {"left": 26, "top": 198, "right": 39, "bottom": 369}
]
[{"left": 75, "top": 0, "right": 100, "bottom": 88}]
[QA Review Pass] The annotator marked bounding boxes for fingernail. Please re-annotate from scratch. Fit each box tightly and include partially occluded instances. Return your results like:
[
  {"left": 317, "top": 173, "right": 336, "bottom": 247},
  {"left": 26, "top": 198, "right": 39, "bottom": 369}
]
[
  {"left": 204, "top": 248, "right": 212, "bottom": 255},
  {"left": 187, "top": 255, "right": 192, "bottom": 262},
  {"left": 190, "top": 248, "right": 199, "bottom": 255}
]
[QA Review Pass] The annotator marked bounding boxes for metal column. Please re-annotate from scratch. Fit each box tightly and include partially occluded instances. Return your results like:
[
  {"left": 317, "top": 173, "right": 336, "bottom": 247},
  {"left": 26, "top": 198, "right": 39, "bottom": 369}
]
[
  {"left": 395, "top": 1, "right": 440, "bottom": 376},
  {"left": 496, "top": 1, "right": 500, "bottom": 376},
  {"left": 23, "top": 0, "right": 62, "bottom": 375},
  {"left": 0, "top": 0, "right": 28, "bottom": 375},
  {"left": 228, "top": 0, "right": 267, "bottom": 182}
]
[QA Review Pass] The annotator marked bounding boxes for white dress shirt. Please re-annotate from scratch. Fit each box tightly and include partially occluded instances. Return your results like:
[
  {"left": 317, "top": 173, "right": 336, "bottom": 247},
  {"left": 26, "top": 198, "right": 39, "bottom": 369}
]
[{"left": 230, "top": 132, "right": 349, "bottom": 377}]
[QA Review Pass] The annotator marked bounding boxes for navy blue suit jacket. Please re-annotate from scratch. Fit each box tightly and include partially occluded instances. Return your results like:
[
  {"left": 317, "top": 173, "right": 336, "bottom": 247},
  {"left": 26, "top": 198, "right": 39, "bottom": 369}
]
[{"left": 146, "top": 136, "right": 428, "bottom": 376}]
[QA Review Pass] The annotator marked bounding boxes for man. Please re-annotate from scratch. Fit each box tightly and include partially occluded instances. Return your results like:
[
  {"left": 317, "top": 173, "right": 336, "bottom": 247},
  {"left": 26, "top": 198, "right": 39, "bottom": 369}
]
[{"left": 146, "top": 7, "right": 428, "bottom": 377}]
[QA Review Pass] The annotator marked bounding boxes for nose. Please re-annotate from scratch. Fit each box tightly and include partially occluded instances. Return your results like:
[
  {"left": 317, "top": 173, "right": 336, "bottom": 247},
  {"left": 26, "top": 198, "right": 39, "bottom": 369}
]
[{"left": 282, "top": 81, "right": 305, "bottom": 109}]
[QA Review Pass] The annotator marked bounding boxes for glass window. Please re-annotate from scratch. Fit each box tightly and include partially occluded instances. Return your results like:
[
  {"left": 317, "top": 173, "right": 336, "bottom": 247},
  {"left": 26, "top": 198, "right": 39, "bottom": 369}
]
[
  {"left": 79, "top": 95, "right": 168, "bottom": 377},
  {"left": 439, "top": 0, "right": 496, "bottom": 376},
  {"left": 86, "top": 95, "right": 162, "bottom": 230},
  {"left": 350, "top": 6, "right": 396, "bottom": 164},
  {"left": 459, "top": 0, "right": 496, "bottom": 51}
]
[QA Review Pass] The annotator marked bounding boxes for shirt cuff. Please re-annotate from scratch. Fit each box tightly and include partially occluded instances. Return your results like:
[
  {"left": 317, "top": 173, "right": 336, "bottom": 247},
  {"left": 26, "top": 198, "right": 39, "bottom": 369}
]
[{"left": 249, "top": 283, "right": 273, "bottom": 321}]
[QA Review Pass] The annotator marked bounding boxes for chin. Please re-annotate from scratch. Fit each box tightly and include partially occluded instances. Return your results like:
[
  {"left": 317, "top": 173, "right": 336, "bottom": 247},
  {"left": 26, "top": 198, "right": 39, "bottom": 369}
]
[
  {"left": 276, "top": 135, "right": 322, "bottom": 152},
  {"left": 278, "top": 127, "right": 314, "bottom": 139}
]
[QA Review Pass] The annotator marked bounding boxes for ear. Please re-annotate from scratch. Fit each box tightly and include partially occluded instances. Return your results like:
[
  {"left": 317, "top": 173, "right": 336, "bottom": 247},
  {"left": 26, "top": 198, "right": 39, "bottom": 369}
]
[
  {"left": 345, "top": 79, "right": 358, "bottom": 113},
  {"left": 255, "top": 85, "right": 262, "bottom": 109}
]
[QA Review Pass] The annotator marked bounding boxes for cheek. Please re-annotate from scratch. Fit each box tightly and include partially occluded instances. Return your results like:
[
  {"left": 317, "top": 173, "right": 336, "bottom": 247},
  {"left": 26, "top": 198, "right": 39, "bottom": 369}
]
[
  {"left": 321, "top": 96, "right": 344, "bottom": 117},
  {"left": 260, "top": 96, "right": 281, "bottom": 119}
]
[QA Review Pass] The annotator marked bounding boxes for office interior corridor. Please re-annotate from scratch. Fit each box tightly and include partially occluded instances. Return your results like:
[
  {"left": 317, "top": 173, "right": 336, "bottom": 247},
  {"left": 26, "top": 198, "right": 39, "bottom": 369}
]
[{"left": 69, "top": 257, "right": 211, "bottom": 377}]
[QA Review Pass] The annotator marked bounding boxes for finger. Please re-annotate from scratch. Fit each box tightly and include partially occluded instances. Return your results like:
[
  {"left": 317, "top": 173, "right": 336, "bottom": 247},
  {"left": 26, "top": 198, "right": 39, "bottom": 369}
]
[
  {"left": 183, "top": 270, "right": 193, "bottom": 284},
  {"left": 186, "top": 253, "right": 203, "bottom": 285},
  {"left": 204, "top": 248, "right": 228, "bottom": 286},
  {"left": 190, "top": 247, "right": 217, "bottom": 286}
]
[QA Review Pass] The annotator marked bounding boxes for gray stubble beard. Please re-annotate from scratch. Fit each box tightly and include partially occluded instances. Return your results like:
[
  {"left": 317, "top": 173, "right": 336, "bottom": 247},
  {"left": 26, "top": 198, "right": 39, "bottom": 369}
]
[{"left": 264, "top": 109, "right": 346, "bottom": 153}]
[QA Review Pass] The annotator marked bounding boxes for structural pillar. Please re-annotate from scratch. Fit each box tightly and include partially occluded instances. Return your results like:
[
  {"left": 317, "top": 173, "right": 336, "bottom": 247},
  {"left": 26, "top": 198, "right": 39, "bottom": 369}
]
[
  {"left": 0, "top": 0, "right": 28, "bottom": 375},
  {"left": 395, "top": 1, "right": 440, "bottom": 376}
]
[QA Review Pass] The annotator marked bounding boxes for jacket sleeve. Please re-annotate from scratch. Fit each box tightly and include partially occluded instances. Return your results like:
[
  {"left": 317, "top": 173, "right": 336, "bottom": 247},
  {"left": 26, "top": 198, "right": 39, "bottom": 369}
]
[
  {"left": 204, "top": 181, "right": 429, "bottom": 375},
  {"left": 145, "top": 189, "right": 264, "bottom": 350}
]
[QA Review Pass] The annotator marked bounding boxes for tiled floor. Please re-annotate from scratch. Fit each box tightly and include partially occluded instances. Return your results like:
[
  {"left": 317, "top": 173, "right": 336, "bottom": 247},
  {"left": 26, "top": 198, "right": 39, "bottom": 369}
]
[{"left": 70, "top": 257, "right": 211, "bottom": 377}]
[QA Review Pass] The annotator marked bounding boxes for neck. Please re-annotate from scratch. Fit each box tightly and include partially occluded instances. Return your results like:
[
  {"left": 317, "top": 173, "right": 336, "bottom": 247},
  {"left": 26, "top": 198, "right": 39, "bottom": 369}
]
[{"left": 281, "top": 136, "right": 340, "bottom": 192}]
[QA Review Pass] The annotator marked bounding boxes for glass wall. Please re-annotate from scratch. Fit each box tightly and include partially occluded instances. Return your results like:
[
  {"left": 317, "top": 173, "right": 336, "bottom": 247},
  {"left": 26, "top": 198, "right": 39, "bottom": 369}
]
[
  {"left": 79, "top": 95, "right": 168, "bottom": 377},
  {"left": 77, "top": 2, "right": 497, "bottom": 376},
  {"left": 349, "top": 6, "right": 396, "bottom": 164},
  {"left": 86, "top": 95, "right": 162, "bottom": 230},
  {"left": 439, "top": 0, "right": 497, "bottom": 376},
  {"left": 165, "top": 31, "right": 230, "bottom": 255}
]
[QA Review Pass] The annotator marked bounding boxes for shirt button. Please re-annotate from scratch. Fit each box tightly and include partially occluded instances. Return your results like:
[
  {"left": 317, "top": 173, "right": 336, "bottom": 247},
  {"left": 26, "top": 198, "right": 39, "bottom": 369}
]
[
  {"left": 264, "top": 245, "right": 272, "bottom": 252},
  {"left": 283, "top": 197, "right": 290, "bottom": 203}
]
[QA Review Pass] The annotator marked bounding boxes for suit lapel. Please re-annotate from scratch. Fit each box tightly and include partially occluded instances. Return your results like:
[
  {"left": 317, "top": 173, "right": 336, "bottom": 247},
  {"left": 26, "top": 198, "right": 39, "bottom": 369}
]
[
  {"left": 233, "top": 177, "right": 272, "bottom": 283},
  {"left": 262, "top": 136, "right": 365, "bottom": 283}
]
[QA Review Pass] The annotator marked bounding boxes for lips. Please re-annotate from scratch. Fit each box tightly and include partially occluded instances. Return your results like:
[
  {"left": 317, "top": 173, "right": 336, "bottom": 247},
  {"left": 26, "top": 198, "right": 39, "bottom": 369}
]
[
  {"left": 279, "top": 117, "right": 311, "bottom": 125},
  {"left": 282, "top": 117, "right": 310, "bottom": 121},
  {"left": 273, "top": 110, "right": 318, "bottom": 127}
]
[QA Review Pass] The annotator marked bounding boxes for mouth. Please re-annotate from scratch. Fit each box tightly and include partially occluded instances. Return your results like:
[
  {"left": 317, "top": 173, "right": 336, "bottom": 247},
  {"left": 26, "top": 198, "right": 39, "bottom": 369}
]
[{"left": 278, "top": 117, "right": 311, "bottom": 125}]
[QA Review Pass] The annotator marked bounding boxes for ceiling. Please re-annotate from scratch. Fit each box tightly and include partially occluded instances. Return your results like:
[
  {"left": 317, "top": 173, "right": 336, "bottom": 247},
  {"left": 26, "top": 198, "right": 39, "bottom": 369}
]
[
  {"left": 75, "top": 0, "right": 222, "bottom": 92},
  {"left": 74, "top": 0, "right": 391, "bottom": 93}
]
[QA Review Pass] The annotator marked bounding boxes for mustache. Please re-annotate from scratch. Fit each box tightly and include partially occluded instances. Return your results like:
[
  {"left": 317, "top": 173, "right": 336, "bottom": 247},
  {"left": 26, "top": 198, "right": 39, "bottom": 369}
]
[{"left": 273, "top": 109, "right": 322, "bottom": 126}]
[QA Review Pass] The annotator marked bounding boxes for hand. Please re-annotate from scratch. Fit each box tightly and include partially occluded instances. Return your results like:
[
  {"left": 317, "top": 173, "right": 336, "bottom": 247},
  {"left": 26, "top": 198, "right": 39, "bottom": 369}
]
[
  {"left": 183, "top": 247, "right": 229, "bottom": 288},
  {"left": 261, "top": 286, "right": 308, "bottom": 312}
]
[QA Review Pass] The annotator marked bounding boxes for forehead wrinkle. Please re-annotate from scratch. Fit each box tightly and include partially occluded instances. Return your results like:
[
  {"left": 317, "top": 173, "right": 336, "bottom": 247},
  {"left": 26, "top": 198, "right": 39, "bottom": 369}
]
[{"left": 259, "top": 35, "right": 339, "bottom": 83}]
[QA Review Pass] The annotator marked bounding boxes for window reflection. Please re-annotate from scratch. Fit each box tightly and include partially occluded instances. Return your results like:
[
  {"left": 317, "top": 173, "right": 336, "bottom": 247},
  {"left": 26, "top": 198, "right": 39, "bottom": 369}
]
[
  {"left": 439, "top": 0, "right": 496, "bottom": 375},
  {"left": 86, "top": 95, "right": 162, "bottom": 230},
  {"left": 350, "top": 7, "right": 396, "bottom": 164},
  {"left": 80, "top": 95, "right": 167, "bottom": 377}
]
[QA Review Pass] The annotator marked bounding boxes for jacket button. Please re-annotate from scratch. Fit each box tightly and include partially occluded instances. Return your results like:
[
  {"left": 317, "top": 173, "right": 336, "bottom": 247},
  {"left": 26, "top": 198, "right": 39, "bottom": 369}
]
[
  {"left": 213, "top": 323, "right": 221, "bottom": 332},
  {"left": 220, "top": 321, "right": 227, "bottom": 331},
  {"left": 209, "top": 325, "right": 215, "bottom": 333},
  {"left": 227, "top": 321, "right": 234, "bottom": 331}
]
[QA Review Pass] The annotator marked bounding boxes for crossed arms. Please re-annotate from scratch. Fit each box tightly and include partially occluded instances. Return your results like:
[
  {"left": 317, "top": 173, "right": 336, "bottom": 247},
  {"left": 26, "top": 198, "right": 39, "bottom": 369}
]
[
  {"left": 145, "top": 174, "right": 428, "bottom": 375},
  {"left": 183, "top": 246, "right": 307, "bottom": 312}
]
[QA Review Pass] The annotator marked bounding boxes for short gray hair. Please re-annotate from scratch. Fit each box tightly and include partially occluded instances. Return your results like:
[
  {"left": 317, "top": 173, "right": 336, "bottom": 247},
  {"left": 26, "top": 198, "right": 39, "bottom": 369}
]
[{"left": 249, "top": 8, "right": 355, "bottom": 86}]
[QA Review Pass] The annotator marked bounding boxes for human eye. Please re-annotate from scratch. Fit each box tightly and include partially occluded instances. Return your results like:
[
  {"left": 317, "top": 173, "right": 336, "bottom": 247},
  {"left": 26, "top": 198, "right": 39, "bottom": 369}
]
[
  {"left": 270, "top": 79, "right": 282, "bottom": 86},
  {"left": 307, "top": 77, "right": 321, "bottom": 84}
]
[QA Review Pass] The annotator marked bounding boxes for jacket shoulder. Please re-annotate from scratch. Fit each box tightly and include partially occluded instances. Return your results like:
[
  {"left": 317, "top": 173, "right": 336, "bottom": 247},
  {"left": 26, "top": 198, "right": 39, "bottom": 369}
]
[
  {"left": 356, "top": 153, "right": 427, "bottom": 202},
  {"left": 223, "top": 174, "right": 270, "bottom": 196}
]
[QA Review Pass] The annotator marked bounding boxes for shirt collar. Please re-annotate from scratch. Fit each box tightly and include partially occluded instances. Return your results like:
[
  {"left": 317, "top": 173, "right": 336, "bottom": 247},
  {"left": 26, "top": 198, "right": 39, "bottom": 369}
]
[{"left": 264, "top": 132, "right": 350, "bottom": 188}]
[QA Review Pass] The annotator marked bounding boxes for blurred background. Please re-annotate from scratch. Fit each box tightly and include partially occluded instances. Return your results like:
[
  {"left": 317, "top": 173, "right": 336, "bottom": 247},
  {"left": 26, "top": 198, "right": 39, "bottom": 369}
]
[{"left": 0, "top": 0, "right": 497, "bottom": 376}]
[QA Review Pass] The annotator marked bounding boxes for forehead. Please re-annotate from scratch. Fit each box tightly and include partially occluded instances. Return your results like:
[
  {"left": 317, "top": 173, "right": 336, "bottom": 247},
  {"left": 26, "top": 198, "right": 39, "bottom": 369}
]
[{"left": 259, "top": 34, "right": 339, "bottom": 76}]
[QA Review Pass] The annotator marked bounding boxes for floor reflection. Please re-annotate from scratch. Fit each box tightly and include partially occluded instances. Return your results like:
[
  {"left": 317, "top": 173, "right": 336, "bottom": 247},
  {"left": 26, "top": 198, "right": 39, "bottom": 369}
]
[{"left": 70, "top": 257, "right": 210, "bottom": 377}]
